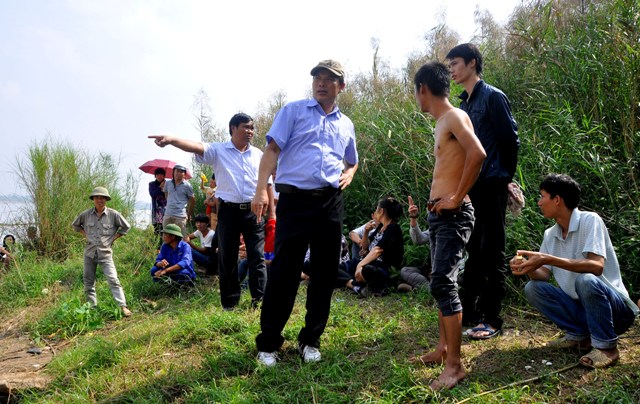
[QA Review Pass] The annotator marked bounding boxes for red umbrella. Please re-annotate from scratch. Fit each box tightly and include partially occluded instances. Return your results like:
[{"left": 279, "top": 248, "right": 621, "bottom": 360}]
[{"left": 138, "top": 159, "right": 192, "bottom": 179}]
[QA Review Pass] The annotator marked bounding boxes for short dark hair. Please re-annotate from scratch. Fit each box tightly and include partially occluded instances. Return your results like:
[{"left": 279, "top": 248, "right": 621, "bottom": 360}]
[
  {"left": 540, "top": 174, "right": 581, "bottom": 210},
  {"left": 229, "top": 113, "right": 253, "bottom": 136},
  {"left": 194, "top": 214, "right": 210, "bottom": 225},
  {"left": 414, "top": 62, "right": 450, "bottom": 97},
  {"left": 154, "top": 167, "right": 166, "bottom": 175},
  {"left": 446, "top": 43, "right": 483, "bottom": 75},
  {"left": 377, "top": 196, "right": 403, "bottom": 222}
]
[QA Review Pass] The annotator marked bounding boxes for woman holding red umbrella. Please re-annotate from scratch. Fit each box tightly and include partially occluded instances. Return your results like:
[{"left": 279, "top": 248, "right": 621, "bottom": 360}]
[{"left": 149, "top": 167, "right": 167, "bottom": 248}]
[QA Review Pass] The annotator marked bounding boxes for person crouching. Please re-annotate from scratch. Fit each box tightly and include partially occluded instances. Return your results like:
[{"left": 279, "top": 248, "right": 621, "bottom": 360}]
[{"left": 151, "top": 224, "right": 196, "bottom": 285}]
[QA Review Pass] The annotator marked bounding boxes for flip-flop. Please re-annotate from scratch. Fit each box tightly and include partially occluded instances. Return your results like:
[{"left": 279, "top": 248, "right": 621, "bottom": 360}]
[
  {"left": 463, "top": 323, "right": 489, "bottom": 336},
  {"left": 579, "top": 349, "right": 618, "bottom": 369},
  {"left": 462, "top": 328, "right": 475, "bottom": 336},
  {"left": 467, "top": 324, "right": 501, "bottom": 340}
]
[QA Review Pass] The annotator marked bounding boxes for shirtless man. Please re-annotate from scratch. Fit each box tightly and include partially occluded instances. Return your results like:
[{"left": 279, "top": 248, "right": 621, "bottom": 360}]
[{"left": 409, "top": 62, "right": 486, "bottom": 389}]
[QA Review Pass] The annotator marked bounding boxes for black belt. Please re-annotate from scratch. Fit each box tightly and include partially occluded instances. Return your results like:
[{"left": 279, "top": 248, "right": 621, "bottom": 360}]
[
  {"left": 276, "top": 183, "right": 339, "bottom": 197},
  {"left": 219, "top": 199, "right": 251, "bottom": 210}
]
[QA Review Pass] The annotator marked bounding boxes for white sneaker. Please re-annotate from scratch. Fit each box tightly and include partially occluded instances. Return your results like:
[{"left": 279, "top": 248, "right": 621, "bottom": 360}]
[
  {"left": 257, "top": 351, "right": 278, "bottom": 367},
  {"left": 298, "top": 344, "right": 321, "bottom": 363}
]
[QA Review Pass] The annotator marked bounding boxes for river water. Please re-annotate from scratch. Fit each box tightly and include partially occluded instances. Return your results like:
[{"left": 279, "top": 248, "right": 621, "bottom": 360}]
[{"left": 0, "top": 200, "right": 151, "bottom": 240}]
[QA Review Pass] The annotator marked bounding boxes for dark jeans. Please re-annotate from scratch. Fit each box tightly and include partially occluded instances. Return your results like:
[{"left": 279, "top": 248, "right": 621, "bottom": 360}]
[
  {"left": 192, "top": 249, "right": 212, "bottom": 268},
  {"left": 335, "top": 258, "right": 357, "bottom": 287},
  {"left": 217, "top": 201, "right": 266, "bottom": 309},
  {"left": 256, "top": 188, "right": 343, "bottom": 352},
  {"left": 525, "top": 275, "right": 636, "bottom": 350},
  {"left": 462, "top": 178, "right": 509, "bottom": 329},
  {"left": 428, "top": 203, "right": 474, "bottom": 317}
]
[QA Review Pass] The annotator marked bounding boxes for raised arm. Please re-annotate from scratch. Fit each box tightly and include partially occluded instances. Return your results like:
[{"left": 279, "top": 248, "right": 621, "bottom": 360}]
[
  {"left": 407, "top": 195, "right": 429, "bottom": 244},
  {"left": 148, "top": 135, "right": 206, "bottom": 156}
]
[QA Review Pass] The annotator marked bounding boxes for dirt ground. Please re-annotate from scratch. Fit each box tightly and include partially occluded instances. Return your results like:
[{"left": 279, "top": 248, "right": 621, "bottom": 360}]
[{"left": 0, "top": 308, "right": 59, "bottom": 403}]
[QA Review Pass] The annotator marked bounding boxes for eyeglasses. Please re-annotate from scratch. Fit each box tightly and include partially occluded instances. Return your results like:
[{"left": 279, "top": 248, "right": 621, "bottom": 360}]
[{"left": 313, "top": 75, "right": 339, "bottom": 84}]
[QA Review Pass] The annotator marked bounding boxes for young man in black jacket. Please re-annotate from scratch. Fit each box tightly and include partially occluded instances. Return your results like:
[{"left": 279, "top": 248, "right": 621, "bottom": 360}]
[{"left": 446, "top": 43, "right": 520, "bottom": 339}]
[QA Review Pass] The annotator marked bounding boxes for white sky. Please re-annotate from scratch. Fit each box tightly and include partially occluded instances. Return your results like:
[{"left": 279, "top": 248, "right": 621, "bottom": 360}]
[{"left": 0, "top": 0, "right": 520, "bottom": 203}]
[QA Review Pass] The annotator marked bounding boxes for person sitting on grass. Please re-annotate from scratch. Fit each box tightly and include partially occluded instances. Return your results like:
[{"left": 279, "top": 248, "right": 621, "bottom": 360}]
[
  {"left": 397, "top": 195, "right": 431, "bottom": 293},
  {"left": 0, "top": 234, "right": 16, "bottom": 270},
  {"left": 348, "top": 213, "right": 378, "bottom": 263},
  {"left": 185, "top": 214, "right": 217, "bottom": 275},
  {"left": 510, "top": 174, "right": 639, "bottom": 369},
  {"left": 338, "top": 212, "right": 379, "bottom": 287},
  {"left": 151, "top": 224, "right": 196, "bottom": 285},
  {"left": 337, "top": 196, "right": 404, "bottom": 297}
]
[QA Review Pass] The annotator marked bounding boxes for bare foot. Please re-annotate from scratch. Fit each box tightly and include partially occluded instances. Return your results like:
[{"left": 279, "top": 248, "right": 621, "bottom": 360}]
[
  {"left": 410, "top": 350, "right": 446, "bottom": 366},
  {"left": 430, "top": 364, "right": 466, "bottom": 390}
]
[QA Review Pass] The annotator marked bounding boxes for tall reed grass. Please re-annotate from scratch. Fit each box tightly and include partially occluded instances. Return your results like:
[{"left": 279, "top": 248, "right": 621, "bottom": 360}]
[{"left": 14, "top": 139, "right": 137, "bottom": 260}]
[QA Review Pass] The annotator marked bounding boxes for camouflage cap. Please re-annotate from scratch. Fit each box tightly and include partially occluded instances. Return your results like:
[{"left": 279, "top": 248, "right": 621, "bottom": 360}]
[{"left": 310, "top": 59, "right": 345, "bottom": 78}]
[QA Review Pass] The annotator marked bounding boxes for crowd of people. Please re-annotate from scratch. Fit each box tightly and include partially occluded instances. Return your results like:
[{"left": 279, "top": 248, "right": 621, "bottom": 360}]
[{"left": 45, "top": 43, "right": 638, "bottom": 390}]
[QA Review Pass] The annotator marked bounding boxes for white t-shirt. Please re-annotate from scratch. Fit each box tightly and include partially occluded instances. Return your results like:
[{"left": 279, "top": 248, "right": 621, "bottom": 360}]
[{"left": 193, "top": 229, "right": 215, "bottom": 248}]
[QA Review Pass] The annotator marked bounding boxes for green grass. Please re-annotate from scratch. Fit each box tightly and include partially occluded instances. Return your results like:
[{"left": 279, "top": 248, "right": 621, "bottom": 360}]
[
  {"left": 2, "top": 230, "right": 639, "bottom": 403},
  {"left": 4, "top": 2, "right": 640, "bottom": 401}
]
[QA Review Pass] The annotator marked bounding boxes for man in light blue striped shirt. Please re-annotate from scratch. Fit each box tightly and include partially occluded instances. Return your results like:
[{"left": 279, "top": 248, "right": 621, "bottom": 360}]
[
  {"left": 252, "top": 59, "right": 358, "bottom": 366},
  {"left": 150, "top": 113, "right": 274, "bottom": 310}
]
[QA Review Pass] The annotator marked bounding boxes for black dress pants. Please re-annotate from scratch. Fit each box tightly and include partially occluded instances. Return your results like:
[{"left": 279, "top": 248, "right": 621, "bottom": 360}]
[
  {"left": 256, "top": 189, "right": 343, "bottom": 352},
  {"left": 217, "top": 201, "right": 266, "bottom": 309},
  {"left": 461, "top": 178, "right": 509, "bottom": 329}
]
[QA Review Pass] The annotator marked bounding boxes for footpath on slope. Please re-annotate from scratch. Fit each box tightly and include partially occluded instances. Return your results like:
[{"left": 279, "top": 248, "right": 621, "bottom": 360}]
[{"left": 0, "top": 306, "right": 63, "bottom": 403}]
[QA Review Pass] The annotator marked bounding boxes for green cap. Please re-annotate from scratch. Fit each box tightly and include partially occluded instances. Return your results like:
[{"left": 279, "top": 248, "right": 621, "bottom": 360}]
[
  {"left": 162, "top": 224, "right": 183, "bottom": 238},
  {"left": 89, "top": 187, "right": 111, "bottom": 201}
]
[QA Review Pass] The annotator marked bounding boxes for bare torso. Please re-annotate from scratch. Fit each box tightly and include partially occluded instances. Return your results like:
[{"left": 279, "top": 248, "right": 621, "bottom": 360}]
[{"left": 430, "top": 109, "right": 472, "bottom": 204}]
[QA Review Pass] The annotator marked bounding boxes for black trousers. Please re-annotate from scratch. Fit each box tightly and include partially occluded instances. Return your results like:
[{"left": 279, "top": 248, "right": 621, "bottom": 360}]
[
  {"left": 462, "top": 178, "right": 509, "bottom": 329},
  {"left": 336, "top": 260, "right": 390, "bottom": 292},
  {"left": 256, "top": 189, "right": 343, "bottom": 352},
  {"left": 217, "top": 201, "right": 266, "bottom": 309}
]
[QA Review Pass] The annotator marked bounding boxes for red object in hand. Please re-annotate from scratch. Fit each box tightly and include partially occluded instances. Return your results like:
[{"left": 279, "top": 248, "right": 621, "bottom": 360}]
[{"left": 264, "top": 219, "right": 276, "bottom": 253}]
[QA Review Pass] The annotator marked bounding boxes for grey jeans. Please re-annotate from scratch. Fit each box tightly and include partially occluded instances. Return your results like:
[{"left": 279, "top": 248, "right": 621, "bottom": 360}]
[
  {"left": 83, "top": 255, "right": 127, "bottom": 307},
  {"left": 400, "top": 266, "right": 430, "bottom": 290}
]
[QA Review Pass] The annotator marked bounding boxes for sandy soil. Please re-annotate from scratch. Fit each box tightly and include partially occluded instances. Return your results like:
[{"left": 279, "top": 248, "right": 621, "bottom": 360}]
[{"left": 0, "top": 308, "right": 59, "bottom": 402}]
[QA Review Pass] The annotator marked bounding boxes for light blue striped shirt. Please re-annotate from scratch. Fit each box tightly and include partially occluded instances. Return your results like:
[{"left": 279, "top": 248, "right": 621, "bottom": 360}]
[
  {"left": 195, "top": 141, "right": 263, "bottom": 203},
  {"left": 541, "top": 208, "right": 639, "bottom": 314},
  {"left": 267, "top": 99, "right": 358, "bottom": 189}
]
